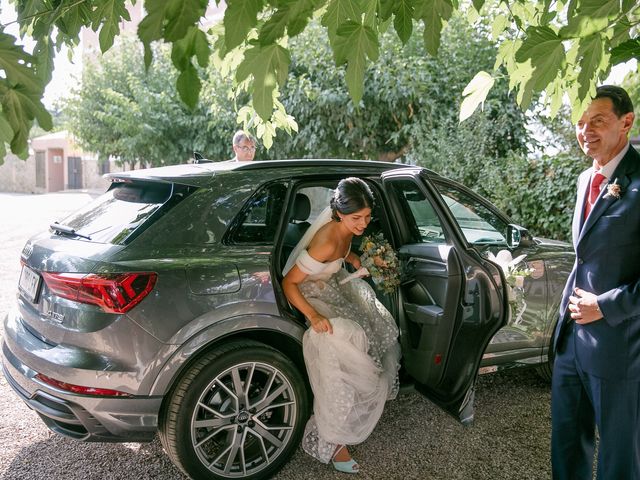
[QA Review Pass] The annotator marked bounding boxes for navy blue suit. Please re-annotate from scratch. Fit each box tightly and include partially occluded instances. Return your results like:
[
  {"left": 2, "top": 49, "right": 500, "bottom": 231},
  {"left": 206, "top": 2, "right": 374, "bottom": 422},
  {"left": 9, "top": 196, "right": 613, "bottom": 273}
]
[{"left": 552, "top": 145, "right": 640, "bottom": 479}]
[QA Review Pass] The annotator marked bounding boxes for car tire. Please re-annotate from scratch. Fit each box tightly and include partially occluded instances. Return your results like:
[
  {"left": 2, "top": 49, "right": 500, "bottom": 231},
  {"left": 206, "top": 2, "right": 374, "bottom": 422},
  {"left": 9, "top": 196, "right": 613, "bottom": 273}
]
[{"left": 159, "top": 340, "right": 310, "bottom": 480}]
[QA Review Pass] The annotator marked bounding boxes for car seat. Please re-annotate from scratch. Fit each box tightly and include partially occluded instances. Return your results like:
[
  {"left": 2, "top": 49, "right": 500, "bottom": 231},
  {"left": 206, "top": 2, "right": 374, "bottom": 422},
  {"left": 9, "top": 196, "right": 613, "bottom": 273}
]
[{"left": 281, "top": 193, "right": 312, "bottom": 271}]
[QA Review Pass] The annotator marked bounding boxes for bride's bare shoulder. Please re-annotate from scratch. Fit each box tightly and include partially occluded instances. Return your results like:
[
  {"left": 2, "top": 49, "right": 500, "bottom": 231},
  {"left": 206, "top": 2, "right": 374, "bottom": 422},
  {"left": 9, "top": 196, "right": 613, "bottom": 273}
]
[{"left": 307, "top": 223, "right": 339, "bottom": 261}]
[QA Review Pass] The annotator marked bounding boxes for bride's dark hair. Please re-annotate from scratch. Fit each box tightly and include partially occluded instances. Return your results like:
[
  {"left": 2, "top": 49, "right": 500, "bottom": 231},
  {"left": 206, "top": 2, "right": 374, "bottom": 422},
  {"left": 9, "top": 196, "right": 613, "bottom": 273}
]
[{"left": 330, "top": 177, "right": 374, "bottom": 222}]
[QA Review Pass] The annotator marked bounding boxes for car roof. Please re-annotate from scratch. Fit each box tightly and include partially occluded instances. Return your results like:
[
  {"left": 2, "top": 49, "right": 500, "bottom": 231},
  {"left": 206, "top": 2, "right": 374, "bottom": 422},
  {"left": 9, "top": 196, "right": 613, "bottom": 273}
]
[{"left": 106, "top": 159, "right": 438, "bottom": 187}]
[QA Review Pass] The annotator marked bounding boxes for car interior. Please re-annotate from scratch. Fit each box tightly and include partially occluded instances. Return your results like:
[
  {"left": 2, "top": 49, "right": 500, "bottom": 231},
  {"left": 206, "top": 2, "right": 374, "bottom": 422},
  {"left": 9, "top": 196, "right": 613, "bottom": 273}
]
[{"left": 275, "top": 178, "right": 394, "bottom": 315}]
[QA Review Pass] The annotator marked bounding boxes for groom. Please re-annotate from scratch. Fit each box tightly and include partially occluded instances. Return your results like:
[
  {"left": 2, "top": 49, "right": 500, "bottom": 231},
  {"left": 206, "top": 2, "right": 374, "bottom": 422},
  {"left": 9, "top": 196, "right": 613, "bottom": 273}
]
[{"left": 552, "top": 85, "right": 640, "bottom": 479}]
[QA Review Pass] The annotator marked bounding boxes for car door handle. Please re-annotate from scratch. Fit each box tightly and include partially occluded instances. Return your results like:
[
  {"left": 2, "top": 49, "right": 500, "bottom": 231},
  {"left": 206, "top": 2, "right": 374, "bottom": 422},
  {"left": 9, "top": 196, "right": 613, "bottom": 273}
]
[
  {"left": 404, "top": 303, "right": 444, "bottom": 325},
  {"left": 406, "top": 257, "right": 447, "bottom": 276}
]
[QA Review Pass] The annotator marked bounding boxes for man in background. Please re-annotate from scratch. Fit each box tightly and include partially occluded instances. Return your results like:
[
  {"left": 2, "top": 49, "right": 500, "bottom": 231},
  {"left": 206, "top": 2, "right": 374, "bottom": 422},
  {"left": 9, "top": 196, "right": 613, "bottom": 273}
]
[{"left": 231, "top": 130, "right": 257, "bottom": 161}]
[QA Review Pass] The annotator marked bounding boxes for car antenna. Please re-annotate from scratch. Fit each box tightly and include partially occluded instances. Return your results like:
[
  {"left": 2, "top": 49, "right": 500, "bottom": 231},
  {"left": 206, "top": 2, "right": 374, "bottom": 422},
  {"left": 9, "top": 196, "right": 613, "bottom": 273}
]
[{"left": 193, "top": 151, "right": 213, "bottom": 164}]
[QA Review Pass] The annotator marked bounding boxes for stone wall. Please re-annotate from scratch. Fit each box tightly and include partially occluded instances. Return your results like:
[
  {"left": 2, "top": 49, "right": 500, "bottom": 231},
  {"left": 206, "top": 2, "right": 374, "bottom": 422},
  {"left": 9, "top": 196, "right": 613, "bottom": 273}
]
[
  {"left": 0, "top": 153, "right": 126, "bottom": 194},
  {"left": 0, "top": 154, "right": 46, "bottom": 194}
]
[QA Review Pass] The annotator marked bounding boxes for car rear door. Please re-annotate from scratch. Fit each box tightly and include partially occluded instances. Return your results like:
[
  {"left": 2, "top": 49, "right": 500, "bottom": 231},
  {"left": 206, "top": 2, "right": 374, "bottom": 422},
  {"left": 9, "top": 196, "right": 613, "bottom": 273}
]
[{"left": 381, "top": 169, "right": 507, "bottom": 424}]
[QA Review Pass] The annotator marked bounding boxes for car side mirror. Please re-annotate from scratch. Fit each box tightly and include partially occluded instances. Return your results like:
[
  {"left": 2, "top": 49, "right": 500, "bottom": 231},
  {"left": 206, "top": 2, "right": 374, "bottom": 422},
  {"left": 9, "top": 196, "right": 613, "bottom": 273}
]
[{"left": 507, "top": 224, "right": 533, "bottom": 248}]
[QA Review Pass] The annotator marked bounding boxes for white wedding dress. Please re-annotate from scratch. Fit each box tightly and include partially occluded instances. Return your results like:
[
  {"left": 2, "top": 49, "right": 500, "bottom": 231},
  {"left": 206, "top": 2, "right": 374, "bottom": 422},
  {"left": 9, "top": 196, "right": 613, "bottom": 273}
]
[{"left": 284, "top": 208, "right": 401, "bottom": 463}]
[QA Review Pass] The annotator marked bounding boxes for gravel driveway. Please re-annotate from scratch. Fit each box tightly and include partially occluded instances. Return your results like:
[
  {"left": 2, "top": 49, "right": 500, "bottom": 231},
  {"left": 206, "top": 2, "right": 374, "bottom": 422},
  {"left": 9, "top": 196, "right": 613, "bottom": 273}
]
[{"left": 0, "top": 192, "right": 553, "bottom": 480}]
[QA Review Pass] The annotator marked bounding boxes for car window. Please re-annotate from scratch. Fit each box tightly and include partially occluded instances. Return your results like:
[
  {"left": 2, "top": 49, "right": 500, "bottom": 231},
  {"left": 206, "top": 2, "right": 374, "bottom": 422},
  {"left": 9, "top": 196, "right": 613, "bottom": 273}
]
[
  {"left": 435, "top": 182, "right": 508, "bottom": 246},
  {"left": 387, "top": 178, "right": 446, "bottom": 244},
  {"left": 57, "top": 181, "right": 174, "bottom": 244},
  {"left": 232, "top": 181, "right": 288, "bottom": 244}
]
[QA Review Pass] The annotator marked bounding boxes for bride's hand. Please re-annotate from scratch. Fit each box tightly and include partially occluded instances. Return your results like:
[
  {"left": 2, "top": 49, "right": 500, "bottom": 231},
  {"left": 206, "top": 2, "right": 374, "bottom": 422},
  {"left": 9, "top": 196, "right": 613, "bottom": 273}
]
[
  {"left": 346, "top": 252, "right": 361, "bottom": 270},
  {"left": 309, "top": 313, "right": 333, "bottom": 334}
]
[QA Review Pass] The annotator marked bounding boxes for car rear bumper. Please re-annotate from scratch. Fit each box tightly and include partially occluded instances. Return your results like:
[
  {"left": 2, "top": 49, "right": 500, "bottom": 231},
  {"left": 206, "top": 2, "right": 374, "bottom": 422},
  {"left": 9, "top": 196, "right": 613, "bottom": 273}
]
[{"left": 1, "top": 311, "right": 162, "bottom": 443}]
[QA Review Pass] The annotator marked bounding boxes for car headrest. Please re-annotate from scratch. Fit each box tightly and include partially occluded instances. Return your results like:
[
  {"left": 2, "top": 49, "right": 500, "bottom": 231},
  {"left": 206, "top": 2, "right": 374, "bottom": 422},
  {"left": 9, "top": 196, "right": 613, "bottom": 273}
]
[{"left": 291, "top": 193, "right": 311, "bottom": 222}]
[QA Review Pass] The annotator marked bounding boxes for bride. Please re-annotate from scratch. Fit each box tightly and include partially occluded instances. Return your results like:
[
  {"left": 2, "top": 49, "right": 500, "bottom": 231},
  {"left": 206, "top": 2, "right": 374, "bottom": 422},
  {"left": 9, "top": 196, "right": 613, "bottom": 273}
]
[{"left": 282, "top": 177, "right": 401, "bottom": 474}]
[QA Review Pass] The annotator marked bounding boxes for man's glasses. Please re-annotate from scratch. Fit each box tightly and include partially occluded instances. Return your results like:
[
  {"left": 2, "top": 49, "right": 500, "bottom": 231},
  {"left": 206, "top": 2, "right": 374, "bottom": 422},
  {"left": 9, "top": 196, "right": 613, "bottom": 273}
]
[{"left": 237, "top": 145, "right": 256, "bottom": 152}]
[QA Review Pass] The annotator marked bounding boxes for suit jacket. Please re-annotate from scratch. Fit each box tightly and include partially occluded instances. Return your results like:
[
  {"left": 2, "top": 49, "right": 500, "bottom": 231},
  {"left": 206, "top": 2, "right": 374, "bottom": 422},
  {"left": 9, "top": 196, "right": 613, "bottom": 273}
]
[{"left": 554, "top": 145, "right": 640, "bottom": 380}]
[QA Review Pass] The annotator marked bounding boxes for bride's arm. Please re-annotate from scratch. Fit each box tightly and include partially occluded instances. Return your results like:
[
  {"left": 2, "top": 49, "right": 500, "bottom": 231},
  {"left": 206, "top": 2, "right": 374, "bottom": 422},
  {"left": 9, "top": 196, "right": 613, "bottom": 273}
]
[
  {"left": 345, "top": 251, "right": 361, "bottom": 269},
  {"left": 283, "top": 265, "right": 333, "bottom": 334},
  {"left": 283, "top": 240, "right": 335, "bottom": 334}
]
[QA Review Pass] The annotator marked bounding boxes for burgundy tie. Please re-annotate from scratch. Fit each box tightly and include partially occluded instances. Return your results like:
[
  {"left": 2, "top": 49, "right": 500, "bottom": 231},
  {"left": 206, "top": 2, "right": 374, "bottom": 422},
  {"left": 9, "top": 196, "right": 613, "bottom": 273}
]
[{"left": 584, "top": 172, "right": 606, "bottom": 219}]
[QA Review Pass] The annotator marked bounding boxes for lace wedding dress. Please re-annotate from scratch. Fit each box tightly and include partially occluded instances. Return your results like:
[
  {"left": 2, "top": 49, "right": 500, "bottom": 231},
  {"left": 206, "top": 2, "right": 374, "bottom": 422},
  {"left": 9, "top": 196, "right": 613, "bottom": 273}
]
[{"left": 283, "top": 208, "right": 401, "bottom": 463}]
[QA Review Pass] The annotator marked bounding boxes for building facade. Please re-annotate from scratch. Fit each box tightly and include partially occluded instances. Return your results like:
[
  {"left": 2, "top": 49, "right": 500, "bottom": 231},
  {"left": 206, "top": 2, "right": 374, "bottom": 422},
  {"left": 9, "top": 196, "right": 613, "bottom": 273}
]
[{"left": 0, "top": 131, "right": 124, "bottom": 194}]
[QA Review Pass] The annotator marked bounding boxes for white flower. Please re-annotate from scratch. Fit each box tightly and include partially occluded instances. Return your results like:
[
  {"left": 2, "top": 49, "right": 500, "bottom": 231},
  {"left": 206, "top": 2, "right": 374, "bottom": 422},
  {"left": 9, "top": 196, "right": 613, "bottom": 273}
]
[
  {"left": 604, "top": 178, "right": 622, "bottom": 199},
  {"left": 486, "top": 250, "right": 527, "bottom": 275}
]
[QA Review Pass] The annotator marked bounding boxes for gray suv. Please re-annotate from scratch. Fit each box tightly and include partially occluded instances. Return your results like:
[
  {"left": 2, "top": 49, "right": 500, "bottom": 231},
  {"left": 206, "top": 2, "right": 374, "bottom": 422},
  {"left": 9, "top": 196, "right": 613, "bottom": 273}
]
[{"left": 2, "top": 160, "right": 573, "bottom": 479}]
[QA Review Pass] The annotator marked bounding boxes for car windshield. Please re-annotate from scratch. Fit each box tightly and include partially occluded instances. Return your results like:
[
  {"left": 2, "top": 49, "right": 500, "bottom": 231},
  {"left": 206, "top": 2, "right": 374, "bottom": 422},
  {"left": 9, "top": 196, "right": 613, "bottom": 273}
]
[
  {"left": 56, "top": 181, "right": 172, "bottom": 244},
  {"left": 436, "top": 182, "right": 508, "bottom": 245}
]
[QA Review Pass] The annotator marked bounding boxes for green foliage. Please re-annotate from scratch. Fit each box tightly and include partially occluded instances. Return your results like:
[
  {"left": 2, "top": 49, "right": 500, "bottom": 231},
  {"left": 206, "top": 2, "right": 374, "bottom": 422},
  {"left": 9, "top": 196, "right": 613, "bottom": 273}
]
[
  {"left": 622, "top": 69, "right": 640, "bottom": 138},
  {"left": 416, "top": 99, "right": 589, "bottom": 242},
  {"left": 64, "top": 36, "right": 236, "bottom": 168},
  {"left": 267, "top": 18, "right": 528, "bottom": 163},
  {"left": 481, "top": 153, "right": 590, "bottom": 241},
  {"left": 1, "top": 0, "right": 638, "bottom": 157}
]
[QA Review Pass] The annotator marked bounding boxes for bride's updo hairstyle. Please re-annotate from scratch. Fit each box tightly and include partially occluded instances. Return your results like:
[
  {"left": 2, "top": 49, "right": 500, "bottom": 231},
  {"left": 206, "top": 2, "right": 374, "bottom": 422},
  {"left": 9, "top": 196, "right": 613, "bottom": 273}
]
[{"left": 330, "top": 177, "right": 374, "bottom": 222}]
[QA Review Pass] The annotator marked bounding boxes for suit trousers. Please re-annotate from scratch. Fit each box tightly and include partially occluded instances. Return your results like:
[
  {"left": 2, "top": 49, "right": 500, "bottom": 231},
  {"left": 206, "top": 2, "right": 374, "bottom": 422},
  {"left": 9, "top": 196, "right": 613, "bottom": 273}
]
[{"left": 552, "top": 321, "right": 640, "bottom": 480}]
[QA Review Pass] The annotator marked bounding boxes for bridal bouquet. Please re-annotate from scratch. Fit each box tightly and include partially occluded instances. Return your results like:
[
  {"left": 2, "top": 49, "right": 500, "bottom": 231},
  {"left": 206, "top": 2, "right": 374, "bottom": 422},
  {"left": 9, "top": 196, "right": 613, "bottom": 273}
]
[{"left": 339, "top": 232, "right": 401, "bottom": 294}]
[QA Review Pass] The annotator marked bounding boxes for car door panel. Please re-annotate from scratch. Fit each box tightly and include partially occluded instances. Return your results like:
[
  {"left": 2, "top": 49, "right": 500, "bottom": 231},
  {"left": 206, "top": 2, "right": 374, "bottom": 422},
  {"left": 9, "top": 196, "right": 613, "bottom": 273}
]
[
  {"left": 400, "top": 244, "right": 462, "bottom": 388},
  {"left": 382, "top": 170, "right": 507, "bottom": 424}
]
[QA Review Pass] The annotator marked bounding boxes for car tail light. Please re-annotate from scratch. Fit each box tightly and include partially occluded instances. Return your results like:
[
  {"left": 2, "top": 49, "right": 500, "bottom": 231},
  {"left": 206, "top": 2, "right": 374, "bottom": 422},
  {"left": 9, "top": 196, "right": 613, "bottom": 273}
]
[
  {"left": 41, "top": 272, "right": 157, "bottom": 313},
  {"left": 35, "top": 373, "right": 133, "bottom": 397}
]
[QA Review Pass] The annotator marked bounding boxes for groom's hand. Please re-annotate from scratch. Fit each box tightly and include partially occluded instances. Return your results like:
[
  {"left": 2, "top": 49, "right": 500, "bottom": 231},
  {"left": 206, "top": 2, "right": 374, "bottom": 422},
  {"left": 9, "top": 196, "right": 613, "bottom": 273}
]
[
  {"left": 309, "top": 313, "right": 333, "bottom": 334},
  {"left": 569, "top": 288, "right": 603, "bottom": 324}
]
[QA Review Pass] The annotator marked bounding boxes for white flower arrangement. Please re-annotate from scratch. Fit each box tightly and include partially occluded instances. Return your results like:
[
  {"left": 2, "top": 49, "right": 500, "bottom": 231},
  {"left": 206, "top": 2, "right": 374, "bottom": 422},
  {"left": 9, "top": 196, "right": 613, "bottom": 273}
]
[{"left": 486, "top": 250, "right": 534, "bottom": 324}]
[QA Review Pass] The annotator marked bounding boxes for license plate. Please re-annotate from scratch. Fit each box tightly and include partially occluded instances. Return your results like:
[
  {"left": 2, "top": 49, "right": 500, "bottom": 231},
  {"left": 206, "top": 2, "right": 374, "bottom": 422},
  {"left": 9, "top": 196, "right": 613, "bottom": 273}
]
[{"left": 19, "top": 265, "right": 41, "bottom": 303}]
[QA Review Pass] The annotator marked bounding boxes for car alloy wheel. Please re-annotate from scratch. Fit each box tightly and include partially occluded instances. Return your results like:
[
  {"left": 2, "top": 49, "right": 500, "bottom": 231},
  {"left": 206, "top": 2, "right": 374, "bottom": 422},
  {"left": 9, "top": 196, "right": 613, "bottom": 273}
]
[{"left": 160, "top": 340, "right": 309, "bottom": 480}]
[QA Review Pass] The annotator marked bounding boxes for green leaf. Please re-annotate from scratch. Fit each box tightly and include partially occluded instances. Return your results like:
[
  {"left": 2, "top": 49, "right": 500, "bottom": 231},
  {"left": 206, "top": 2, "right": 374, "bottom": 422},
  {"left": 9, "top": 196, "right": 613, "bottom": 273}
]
[
  {"left": 379, "top": 0, "right": 395, "bottom": 20},
  {"left": 259, "top": 8, "right": 290, "bottom": 44},
  {"left": 459, "top": 71, "right": 495, "bottom": 122},
  {"left": 15, "top": 0, "right": 46, "bottom": 29},
  {"left": 332, "top": 21, "right": 379, "bottom": 102},
  {"left": 362, "top": 0, "right": 377, "bottom": 27},
  {"left": 576, "top": 34, "right": 605, "bottom": 101},
  {"left": 333, "top": 21, "right": 379, "bottom": 64},
  {"left": 93, "top": 0, "right": 130, "bottom": 52},
  {"left": 0, "top": 32, "right": 41, "bottom": 93},
  {"left": 494, "top": 38, "right": 522, "bottom": 71},
  {"left": 224, "top": 0, "right": 263, "bottom": 51},
  {"left": 165, "top": 0, "right": 207, "bottom": 42},
  {"left": 33, "top": 38, "right": 54, "bottom": 86},
  {"left": 393, "top": 0, "right": 414, "bottom": 44},
  {"left": 138, "top": 0, "right": 170, "bottom": 48},
  {"left": 0, "top": 112, "right": 14, "bottom": 145},
  {"left": 177, "top": 63, "right": 201, "bottom": 109},
  {"left": 321, "top": 0, "right": 363, "bottom": 34},
  {"left": 491, "top": 14, "right": 508, "bottom": 41},
  {"left": 560, "top": 0, "right": 619, "bottom": 38},
  {"left": 236, "top": 44, "right": 291, "bottom": 120},
  {"left": 259, "top": 0, "right": 321, "bottom": 44},
  {"left": 416, "top": 0, "right": 453, "bottom": 56},
  {"left": 609, "top": 20, "right": 631, "bottom": 48},
  {"left": 515, "top": 26, "right": 565, "bottom": 91},
  {"left": 172, "top": 27, "right": 210, "bottom": 70},
  {"left": 472, "top": 0, "right": 485, "bottom": 12},
  {"left": 611, "top": 38, "right": 640, "bottom": 64},
  {"left": 0, "top": 81, "right": 51, "bottom": 155},
  {"left": 58, "top": 2, "right": 93, "bottom": 39}
]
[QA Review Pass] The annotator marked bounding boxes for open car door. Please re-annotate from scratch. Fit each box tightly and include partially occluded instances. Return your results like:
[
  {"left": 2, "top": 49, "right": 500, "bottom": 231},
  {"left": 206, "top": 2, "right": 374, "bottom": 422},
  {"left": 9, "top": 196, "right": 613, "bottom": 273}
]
[{"left": 382, "top": 169, "right": 507, "bottom": 425}]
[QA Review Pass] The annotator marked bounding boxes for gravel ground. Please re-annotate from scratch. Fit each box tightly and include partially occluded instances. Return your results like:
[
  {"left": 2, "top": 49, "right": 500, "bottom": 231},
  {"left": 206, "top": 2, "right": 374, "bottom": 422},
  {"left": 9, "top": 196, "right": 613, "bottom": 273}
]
[{"left": 0, "top": 192, "right": 553, "bottom": 480}]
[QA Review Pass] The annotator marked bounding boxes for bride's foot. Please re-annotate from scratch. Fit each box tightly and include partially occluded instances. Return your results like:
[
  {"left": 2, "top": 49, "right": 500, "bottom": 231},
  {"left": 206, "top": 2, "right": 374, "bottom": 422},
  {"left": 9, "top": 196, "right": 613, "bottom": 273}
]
[{"left": 332, "top": 445, "right": 359, "bottom": 474}]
